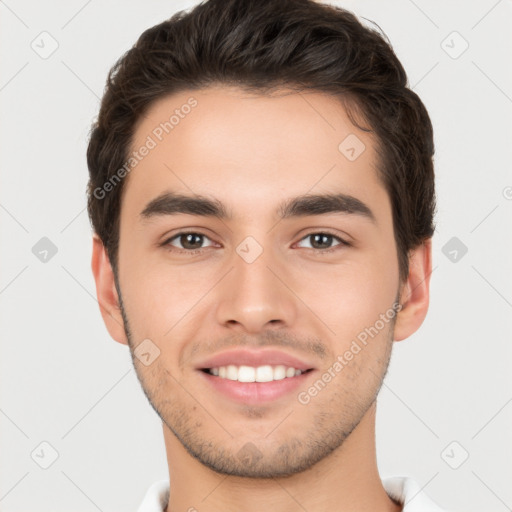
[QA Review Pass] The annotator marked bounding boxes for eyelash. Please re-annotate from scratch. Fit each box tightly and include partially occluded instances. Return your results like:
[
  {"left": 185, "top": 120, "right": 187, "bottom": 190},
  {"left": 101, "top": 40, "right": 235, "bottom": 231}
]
[{"left": 161, "top": 230, "right": 351, "bottom": 255}]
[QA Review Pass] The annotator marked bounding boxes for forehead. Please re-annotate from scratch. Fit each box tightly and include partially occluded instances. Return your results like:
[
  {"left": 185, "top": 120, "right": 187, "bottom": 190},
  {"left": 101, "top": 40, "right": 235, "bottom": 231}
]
[{"left": 123, "top": 86, "right": 387, "bottom": 222}]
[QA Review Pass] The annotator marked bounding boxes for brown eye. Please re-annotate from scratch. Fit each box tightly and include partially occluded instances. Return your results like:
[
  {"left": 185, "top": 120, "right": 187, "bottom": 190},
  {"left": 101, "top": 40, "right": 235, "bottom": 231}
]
[
  {"left": 165, "top": 232, "right": 215, "bottom": 251},
  {"left": 180, "top": 233, "right": 203, "bottom": 250},
  {"left": 296, "top": 232, "right": 348, "bottom": 252},
  {"left": 310, "top": 233, "right": 335, "bottom": 249}
]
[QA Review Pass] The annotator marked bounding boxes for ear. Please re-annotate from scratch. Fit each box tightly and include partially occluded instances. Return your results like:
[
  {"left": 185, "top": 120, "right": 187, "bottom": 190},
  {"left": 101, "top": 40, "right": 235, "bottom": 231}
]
[
  {"left": 393, "top": 239, "right": 432, "bottom": 342},
  {"left": 91, "top": 235, "right": 128, "bottom": 345}
]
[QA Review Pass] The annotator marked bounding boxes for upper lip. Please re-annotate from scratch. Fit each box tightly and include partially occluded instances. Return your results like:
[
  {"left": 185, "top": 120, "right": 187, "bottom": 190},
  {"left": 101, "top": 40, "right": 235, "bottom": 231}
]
[{"left": 195, "top": 348, "right": 316, "bottom": 371}]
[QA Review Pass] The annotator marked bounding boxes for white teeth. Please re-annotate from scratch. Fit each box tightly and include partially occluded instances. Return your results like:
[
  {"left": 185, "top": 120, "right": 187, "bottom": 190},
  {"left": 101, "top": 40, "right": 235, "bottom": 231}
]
[
  {"left": 272, "top": 365, "right": 286, "bottom": 380},
  {"left": 238, "top": 365, "right": 256, "bottom": 382},
  {"left": 256, "top": 365, "right": 273, "bottom": 382},
  {"left": 226, "top": 364, "right": 238, "bottom": 381},
  {"left": 207, "top": 365, "right": 305, "bottom": 382}
]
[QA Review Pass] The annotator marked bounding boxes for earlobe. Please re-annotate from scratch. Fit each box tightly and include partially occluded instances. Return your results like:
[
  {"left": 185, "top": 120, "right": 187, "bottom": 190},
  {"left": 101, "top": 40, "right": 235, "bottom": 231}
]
[
  {"left": 393, "top": 239, "right": 433, "bottom": 342},
  {"left": 91, "top": 235, "right": 129, "bottom": 345}
]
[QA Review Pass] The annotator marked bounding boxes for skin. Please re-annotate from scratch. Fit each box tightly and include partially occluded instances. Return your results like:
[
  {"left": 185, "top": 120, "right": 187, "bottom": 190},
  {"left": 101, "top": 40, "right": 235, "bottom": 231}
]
[{"left": 92, "top": 85, "right": 431, "bottom": 512}]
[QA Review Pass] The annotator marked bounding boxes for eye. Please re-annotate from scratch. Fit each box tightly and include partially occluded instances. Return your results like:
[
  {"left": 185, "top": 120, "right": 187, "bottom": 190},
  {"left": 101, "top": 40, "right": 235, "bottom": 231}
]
[
  {"left": 296, "top": 232, "right": 349, "bottom": 252},
  {"left": 163, "top": 231, "right": 216, "bottom": 252}
]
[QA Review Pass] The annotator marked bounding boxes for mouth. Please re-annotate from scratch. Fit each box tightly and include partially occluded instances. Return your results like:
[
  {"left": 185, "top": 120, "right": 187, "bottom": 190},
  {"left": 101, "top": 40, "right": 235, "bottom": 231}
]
[
  {"left": 197, "top": 366, "right": 316, "bottom": 404},
  {"left": 194, "top": 348, "right": 317, "bottom": 404}
]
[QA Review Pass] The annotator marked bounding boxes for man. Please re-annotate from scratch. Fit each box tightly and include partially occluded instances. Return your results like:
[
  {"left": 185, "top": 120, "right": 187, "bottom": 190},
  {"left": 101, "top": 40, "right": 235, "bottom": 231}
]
[{"left": 87, "top": 0, "right": 448, "bottom": 510}]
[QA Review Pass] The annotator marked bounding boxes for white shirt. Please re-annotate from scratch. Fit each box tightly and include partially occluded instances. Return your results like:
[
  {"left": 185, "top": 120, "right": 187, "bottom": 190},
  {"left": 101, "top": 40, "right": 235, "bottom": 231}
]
[{"left": 137, "top": 476, "right": 451, "bottom": 512}]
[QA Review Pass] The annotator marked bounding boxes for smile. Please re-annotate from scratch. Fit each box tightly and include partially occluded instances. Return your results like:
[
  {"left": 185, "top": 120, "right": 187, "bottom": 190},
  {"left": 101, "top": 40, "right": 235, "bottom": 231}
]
[{"left": 204, "top": 364, "right": 312, "bottom": 382}]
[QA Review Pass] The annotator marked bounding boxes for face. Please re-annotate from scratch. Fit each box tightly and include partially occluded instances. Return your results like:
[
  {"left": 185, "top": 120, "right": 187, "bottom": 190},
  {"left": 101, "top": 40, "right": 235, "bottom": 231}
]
[{"left": 112, "top": 86, "right": 404, "bottom": 477}]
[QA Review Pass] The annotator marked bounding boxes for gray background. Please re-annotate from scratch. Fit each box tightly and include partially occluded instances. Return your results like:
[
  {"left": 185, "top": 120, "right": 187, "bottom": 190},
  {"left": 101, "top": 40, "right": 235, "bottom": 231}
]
[{"left": 1, "top": 0, "right": 511, "bottom": 511}]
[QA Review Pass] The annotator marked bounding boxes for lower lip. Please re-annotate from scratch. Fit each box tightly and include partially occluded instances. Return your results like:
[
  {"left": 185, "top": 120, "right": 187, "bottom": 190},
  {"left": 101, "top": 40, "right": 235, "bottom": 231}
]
[{"left": 198, "top": 370, "right": 314, "bottom": 405}]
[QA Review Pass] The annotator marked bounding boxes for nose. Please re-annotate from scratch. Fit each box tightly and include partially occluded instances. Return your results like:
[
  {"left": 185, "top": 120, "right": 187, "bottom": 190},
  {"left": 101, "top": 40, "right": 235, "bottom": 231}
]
[{"left": 215, "top": 244, "right": 297, "bottom": 334}]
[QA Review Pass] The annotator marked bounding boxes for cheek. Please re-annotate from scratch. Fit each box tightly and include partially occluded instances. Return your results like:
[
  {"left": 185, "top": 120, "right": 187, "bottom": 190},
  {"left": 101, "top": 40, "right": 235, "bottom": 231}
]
[
  {"left": 119, "top": 254, "right": 217, "bottom": 340},
  {"left": 291, "top": 253, "right": 398, "bottom": 345}
]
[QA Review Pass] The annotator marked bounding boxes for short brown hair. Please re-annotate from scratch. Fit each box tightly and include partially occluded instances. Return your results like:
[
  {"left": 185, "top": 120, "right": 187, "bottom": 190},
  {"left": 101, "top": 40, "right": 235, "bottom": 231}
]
[{"left": 87, "top": 0, "right": 436, "bottom": 282}]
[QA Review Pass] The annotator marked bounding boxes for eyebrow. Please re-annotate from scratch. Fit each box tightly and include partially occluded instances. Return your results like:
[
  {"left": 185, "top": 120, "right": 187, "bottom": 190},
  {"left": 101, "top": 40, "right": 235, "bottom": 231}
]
[{"left": 140, "top": 191, "right": 376, "bottom": 224}]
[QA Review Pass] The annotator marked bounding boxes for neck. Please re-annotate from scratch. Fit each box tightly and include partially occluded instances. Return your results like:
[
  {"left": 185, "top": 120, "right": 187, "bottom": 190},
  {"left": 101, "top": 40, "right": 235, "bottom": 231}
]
[{"left": 162, "top": 402, "right": 402, "bottom": 512}]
